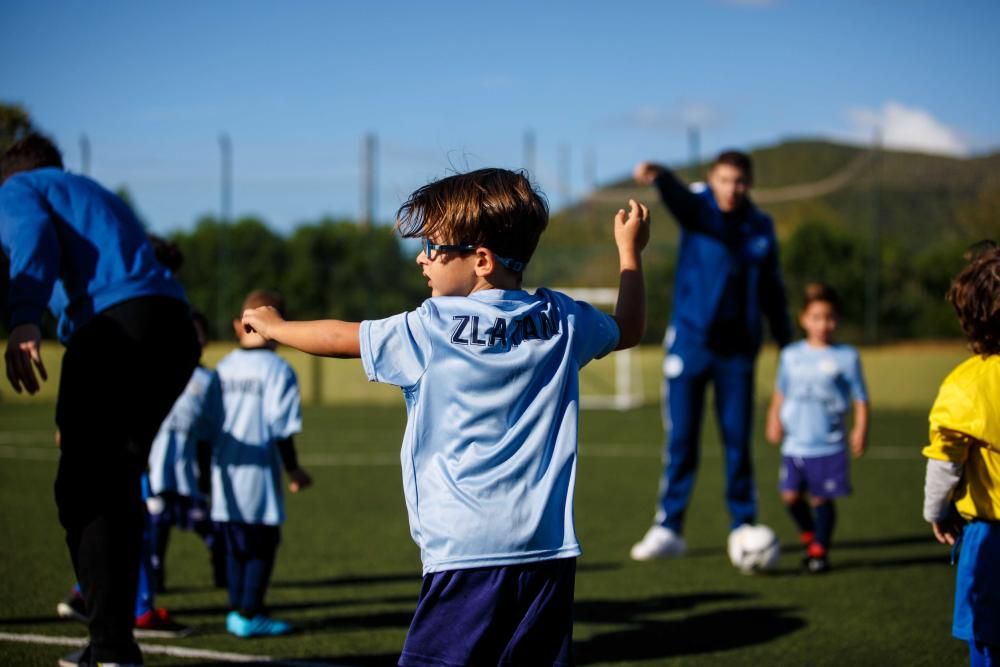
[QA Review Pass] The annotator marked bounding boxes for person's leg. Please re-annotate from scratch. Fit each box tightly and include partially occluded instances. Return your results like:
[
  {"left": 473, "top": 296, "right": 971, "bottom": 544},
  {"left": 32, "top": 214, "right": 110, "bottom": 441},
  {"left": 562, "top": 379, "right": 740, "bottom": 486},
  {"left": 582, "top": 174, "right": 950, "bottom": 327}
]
[
  {"left": 969, "top": 641, "right": 997, "bottom": 667},
  {"left": 812, "top": 500, "right": 836, "bottom": 552},
  {"left": 238, "top": 526, "right": 280, "bottom": 619},
  {"left": 712, "top": 353, "right": 757, "bottom": 529},
  {"left": 499, "top": 559, "right": 576, "bottom": 666},
  {"left": 655, "top": 342, "right": 710, "bottom": 532}
]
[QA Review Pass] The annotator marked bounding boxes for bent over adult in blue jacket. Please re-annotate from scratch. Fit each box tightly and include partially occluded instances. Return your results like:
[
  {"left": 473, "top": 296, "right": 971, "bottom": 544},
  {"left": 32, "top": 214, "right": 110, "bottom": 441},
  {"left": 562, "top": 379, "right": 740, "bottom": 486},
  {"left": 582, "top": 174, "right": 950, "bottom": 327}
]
[
  {"left": 630, "top": 151, "right": 791, "bottom": 561},
  {"left": 0, "top": 134, "right": 199, "bottom": 665}
]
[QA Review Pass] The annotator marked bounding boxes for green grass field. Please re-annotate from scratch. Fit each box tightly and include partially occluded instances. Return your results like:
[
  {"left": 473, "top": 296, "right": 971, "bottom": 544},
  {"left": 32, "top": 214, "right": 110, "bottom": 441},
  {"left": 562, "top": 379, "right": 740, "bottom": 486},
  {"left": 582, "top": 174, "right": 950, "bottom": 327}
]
[{"left": 0, "top": 344, "right": 972, "bottom": 666}]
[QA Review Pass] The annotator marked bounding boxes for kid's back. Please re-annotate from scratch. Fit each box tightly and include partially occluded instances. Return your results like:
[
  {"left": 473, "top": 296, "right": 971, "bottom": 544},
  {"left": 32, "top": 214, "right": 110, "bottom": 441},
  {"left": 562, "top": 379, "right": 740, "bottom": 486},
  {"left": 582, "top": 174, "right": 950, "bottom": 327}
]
[{"left": 361, "top": 285, "right": 619, "bottom": 571}]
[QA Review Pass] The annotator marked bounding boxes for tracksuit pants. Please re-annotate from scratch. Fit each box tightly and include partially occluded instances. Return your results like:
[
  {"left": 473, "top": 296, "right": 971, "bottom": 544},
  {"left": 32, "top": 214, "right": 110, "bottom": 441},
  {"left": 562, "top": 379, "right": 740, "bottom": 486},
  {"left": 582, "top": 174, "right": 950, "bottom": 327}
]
[
  {"left": 54, "top": 296, "right": 198, "bottom": 664},
  {"left": 656, "top": 335, "right": 757, "bottom": 533}
]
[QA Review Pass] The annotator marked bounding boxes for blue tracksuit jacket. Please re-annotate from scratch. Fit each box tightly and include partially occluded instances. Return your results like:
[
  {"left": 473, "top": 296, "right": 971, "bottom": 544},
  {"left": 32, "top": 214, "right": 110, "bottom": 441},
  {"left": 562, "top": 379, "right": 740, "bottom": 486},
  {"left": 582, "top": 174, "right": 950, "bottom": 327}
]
[{"left": 0, "top": 168, "right": 186, "bottom": 343}]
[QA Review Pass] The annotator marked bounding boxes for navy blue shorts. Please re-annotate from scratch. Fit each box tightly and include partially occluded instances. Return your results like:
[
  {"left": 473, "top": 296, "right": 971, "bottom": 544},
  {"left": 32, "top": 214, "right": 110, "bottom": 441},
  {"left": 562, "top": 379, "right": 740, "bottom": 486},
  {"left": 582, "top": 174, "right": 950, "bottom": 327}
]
[
  {"left": 399, "top": 558, "right": 576, "bottom": 667},
  {"left": 779, "top": 451, "right": 851, "bottom": 499},
  {"left": 147, "top": 492, "right": 210, "bottom": 532},
  {"left": 218, "top": 522, "right": 281, "bottom": 561}
]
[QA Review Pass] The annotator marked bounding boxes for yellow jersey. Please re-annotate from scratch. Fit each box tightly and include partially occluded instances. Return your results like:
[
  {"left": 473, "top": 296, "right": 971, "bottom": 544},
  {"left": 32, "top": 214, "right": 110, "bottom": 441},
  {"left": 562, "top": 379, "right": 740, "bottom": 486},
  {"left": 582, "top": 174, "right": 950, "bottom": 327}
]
[{"left": 921, "top": 354, "right": 1000, "bottom": 521}]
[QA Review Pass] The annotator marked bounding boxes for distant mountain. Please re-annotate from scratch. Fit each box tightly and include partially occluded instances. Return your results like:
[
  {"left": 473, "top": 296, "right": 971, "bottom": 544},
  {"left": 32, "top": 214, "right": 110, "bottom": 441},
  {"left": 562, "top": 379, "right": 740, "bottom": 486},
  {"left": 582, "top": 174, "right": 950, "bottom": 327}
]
[{"left": 532, "top": 138, "right": 999, "bottom": 287}]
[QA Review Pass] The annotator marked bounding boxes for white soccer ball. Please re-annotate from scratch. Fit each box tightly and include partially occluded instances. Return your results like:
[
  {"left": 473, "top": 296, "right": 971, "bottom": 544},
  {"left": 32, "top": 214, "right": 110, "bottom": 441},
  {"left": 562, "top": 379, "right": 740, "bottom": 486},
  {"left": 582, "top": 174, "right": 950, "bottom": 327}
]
[{"left": 727, "top": 524, "right": 781, "bottom": 574}]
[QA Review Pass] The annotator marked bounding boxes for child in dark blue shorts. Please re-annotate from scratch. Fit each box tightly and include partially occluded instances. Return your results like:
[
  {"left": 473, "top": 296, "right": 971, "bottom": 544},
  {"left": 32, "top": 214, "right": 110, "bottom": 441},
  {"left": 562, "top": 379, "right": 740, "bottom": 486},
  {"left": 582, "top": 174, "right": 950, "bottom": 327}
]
[
  {"left": 241, "top": 169, "right": 651, "bottom": 664},
  {"left": 766, "top": 283, "right": 869, "bottom": 573}
]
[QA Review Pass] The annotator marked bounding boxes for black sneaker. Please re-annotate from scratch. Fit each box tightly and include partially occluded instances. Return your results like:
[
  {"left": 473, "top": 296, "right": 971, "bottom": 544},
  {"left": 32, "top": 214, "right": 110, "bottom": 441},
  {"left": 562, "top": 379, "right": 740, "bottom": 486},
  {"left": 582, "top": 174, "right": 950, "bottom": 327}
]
[
  {"left": 57, "top": 647, "right": 87, "bottom": 667},
  {"left": 56, "top": 590, "right": 88, "bottom": 624},
  {"left": 803, "top": 554, "right": 831, "bottom": 574}
]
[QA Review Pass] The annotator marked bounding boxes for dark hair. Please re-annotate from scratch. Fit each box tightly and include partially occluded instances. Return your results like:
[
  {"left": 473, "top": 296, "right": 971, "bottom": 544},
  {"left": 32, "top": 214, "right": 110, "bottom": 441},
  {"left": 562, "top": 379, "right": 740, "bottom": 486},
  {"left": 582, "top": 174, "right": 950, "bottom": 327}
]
[
  {"left": 395, "top": 168, "right": 549, "bottom": 273},
  {"left": 801, "top": 282, "right": 842, "bottom": 315},
  {"left": 148, "top": 234, "right": 184, "bottom": 273},
  {"left": 711, "top": 150, "right": 753, "bottom": 183},
  {"left": 947, "top": 241, "right": 1000, "bottom": 356},
  {"left": 241, "top": 288, "right": 286, "bottom": 318},
  {"left": 1, "top": 132, "right": 64, "bottom": 183}
]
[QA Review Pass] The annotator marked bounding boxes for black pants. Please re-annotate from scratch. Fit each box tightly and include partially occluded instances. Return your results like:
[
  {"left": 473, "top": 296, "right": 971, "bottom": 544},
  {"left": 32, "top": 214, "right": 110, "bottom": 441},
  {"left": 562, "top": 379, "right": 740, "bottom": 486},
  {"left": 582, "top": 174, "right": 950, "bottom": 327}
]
[{"left": 54, "top": 296, "right": 198, "bottom": 664}]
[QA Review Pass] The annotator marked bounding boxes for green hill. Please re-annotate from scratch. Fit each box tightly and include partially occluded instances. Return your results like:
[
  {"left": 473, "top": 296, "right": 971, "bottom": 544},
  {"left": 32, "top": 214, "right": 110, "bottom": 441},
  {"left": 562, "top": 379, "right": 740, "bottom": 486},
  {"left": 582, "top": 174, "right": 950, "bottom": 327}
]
[{"left": 533, "top": 138, "right": 999, "bottom": 288}]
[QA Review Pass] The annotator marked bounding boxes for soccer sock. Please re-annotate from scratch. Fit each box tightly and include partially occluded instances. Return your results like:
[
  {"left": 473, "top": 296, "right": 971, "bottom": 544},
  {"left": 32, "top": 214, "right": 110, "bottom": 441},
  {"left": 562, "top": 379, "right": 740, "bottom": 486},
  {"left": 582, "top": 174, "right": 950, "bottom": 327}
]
[
  {"left": 239, "top": 554, "right": 276, "bottom": 619},
  {"left": 785, "top": 498, "right": 815, "bottom": 537},
  {"left": 813, "top": 501, "right": 836, "bottom": 551}
]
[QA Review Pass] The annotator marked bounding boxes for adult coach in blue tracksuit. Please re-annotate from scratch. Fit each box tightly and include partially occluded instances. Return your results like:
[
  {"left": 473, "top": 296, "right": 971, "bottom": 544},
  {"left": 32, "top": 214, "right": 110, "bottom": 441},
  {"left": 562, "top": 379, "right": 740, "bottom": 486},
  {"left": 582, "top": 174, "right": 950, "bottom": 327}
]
[
  {"left": 630, "top": 151, "right": 791, "bottom": 561},
  {"left": 1, "top": 134, "right": 199, "bottom": 665}
]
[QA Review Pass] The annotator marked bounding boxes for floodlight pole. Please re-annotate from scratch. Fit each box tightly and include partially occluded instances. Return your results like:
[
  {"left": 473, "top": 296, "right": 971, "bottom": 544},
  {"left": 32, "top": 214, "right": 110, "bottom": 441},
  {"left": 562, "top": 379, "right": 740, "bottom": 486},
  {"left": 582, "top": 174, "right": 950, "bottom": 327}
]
[
  {"left": 558, "top": 143, "right": 571, "bottom": 209},
  {"left": 360, "top": 132, "right": 377, "bottom": 228},
  {"left": 79, "top": 134, "right": 91, "bottom": 176},
  {"left": 584, "top": 148, "right": 597, "bottom": 194},
  {"left": 687, "top": 125, "right": 701, "bottom": 168},
  {"left": 523, "top": 129, "right": 536, "bottom": 180},
  {"left": 218, "top": 133, "right": 232, "bottom": 339},
  {"left": 865, "top": 128, "right": 881, "bottom": 345}
]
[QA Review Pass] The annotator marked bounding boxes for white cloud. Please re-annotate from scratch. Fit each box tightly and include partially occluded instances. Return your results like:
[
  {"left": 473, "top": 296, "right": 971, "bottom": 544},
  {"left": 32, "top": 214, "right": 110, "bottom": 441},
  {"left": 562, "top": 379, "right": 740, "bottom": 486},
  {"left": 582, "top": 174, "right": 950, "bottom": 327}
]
[{"left": 846, "top": 101, "right": 968, "bottom": 156}]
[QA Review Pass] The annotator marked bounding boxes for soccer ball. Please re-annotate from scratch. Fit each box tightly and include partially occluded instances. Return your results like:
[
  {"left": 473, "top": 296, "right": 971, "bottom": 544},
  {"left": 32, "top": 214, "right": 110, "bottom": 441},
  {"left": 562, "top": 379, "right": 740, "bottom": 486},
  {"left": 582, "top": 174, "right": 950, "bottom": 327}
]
[{"left": 727, "top": 524, "right": 781, "bottom": 574}]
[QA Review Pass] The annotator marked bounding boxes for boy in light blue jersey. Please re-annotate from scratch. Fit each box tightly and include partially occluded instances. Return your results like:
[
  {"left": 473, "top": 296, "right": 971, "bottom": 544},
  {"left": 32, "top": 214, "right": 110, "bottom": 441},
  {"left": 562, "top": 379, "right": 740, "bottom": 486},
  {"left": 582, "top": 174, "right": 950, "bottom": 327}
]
[
  {"left": 213, "top": 289, "right": 312, "bottom": 638},
  {"left": 146, "top": 311, "right": 227, "bottom": 592},
  {"left": 243, "top": 168, "right": 650, "bottom": 665},
  {"left": 766, "top": 283, "right": 869, "bottom": 573}
]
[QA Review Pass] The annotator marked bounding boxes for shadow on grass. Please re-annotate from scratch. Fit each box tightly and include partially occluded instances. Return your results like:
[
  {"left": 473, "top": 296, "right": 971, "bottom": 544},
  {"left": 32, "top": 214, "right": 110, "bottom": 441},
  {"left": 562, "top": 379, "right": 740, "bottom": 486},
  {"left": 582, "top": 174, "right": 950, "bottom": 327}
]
[{"left": 574, "top": 593, "right": 805, "bottom": 664}]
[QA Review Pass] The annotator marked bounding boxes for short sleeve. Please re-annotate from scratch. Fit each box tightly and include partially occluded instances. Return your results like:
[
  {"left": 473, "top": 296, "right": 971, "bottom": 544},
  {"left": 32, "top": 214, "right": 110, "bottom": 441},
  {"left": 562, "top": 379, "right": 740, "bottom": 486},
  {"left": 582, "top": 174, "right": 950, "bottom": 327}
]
[
  {"left": 266, "top": 363, "right": 302, "bottom": 440},
  {"left": 775, "top": 351, "right": 790, "bottom": 394},
  {"left": 922, "top": 381, "right": 979, "bottom": 463},
  {"left": 571, "top": 300, "right": 620, "bottom": 368},
  {"left": 360, "top": 305, "right": 433, "bottom": 388},
  {"left": 193, "top": 371, "right": 225, "bottom": 442},
  {"left": 847, "top": 350, "right": 868, "bottom": 402}
]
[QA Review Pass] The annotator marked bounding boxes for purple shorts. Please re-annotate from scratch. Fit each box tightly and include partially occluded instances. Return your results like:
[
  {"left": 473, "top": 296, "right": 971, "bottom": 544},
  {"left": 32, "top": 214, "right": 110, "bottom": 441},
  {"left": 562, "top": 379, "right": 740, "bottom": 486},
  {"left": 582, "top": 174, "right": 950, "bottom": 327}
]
[
  {"left": 399, "top": 558, "right": 576, "bottom": 667},
  {"left": 779, "top": 450, "right": 851, "bottom": 499}
]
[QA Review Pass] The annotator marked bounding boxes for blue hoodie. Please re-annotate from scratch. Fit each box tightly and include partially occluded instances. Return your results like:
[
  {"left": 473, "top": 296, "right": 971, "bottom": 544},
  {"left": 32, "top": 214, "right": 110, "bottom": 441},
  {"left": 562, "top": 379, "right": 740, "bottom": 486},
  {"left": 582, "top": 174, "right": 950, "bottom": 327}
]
[{"left": 0, "top": 168, "right": 186, "bottom": 343}]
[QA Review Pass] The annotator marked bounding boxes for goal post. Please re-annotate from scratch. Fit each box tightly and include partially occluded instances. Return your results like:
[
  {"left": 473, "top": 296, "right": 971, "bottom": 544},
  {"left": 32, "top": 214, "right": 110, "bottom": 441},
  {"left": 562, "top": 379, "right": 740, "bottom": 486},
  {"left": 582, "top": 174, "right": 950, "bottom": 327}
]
[{"left": 551, "top": 287, "right": 644, "bottom": 410}]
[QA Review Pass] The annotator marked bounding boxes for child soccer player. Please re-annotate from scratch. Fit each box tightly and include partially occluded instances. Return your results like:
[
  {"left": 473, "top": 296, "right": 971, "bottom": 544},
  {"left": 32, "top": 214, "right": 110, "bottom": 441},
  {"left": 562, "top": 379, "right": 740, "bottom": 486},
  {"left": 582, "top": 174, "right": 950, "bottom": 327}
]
[
  {"left": 765, "top": 282, "right": 869, "bottom": 573},
  {"left": 242, "top": 168, "right": 650, "bottom": 665},
  {"left": 214, "top": 289, "right": 312, "bottom": 638},
  {"left": 922, "top": 241, "right": 1000, "bottom": 666},
  {"left": 147, "top": 311, "right": 227, "bottom": 592}
]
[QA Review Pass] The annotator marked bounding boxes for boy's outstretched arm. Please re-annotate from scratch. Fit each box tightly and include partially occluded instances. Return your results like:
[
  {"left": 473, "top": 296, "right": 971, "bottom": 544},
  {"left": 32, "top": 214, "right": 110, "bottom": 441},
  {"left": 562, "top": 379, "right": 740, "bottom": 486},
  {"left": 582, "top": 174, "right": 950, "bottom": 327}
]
[
  {"left": 242, "top": 307, "right": 361, "bottom": 358},
  {"left": 613, "top": 199, "right": 650, "bottom": 350}
]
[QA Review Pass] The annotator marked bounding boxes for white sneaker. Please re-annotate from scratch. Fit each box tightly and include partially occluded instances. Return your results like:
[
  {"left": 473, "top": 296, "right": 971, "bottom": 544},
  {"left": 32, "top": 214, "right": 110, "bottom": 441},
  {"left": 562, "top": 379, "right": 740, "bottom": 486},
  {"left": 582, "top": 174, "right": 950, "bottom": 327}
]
[{"left": 629, "top": 525, "right": 687, "bottom": 560}]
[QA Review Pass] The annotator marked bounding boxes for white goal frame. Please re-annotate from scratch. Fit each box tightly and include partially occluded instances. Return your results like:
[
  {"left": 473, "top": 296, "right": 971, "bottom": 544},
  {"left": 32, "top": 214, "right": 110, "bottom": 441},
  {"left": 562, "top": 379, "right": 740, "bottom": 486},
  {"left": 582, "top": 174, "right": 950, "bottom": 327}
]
[{"left": 551, "top": 287, "right": 643, "bottom": 411}]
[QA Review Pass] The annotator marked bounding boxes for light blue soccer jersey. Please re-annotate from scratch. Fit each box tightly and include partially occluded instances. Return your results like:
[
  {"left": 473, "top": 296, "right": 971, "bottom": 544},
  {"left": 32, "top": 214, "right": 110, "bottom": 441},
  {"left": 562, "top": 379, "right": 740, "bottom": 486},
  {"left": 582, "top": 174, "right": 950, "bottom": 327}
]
[
  {"left": 360, "top": 288, "right": 620, "bottom": 574},
  {"left": 211, "top": 348, "right": 302, "bottom": 526},
  {"left": 147, "top": 365, "right": 224, "bottom": 499},
  {"left": 776, "top": 340, "right": 868, "bottom": 457}
]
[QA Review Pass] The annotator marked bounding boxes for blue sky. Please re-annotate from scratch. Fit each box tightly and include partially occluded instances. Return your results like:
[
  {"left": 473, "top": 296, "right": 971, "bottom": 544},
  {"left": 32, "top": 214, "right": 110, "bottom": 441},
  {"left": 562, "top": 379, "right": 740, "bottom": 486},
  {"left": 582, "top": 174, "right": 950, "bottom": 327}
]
[{"left": 3, "top": 0, "right": 998, "bottom": 233}]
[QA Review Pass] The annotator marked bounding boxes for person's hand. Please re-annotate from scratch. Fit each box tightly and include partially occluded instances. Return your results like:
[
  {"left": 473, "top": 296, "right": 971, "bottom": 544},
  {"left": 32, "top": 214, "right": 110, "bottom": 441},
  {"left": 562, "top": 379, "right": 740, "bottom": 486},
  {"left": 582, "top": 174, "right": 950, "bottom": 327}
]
[
  {"left": 288, "top": 468, "right": 313, "bottom": 493},
  {"left": 5, "top": 323, "right": 47, "bottom": 394},
  {"left": 633, "top": 161, "right": 664, "bottom": 186},
  {"left": 242, "top": 306, "right": 284, "bottom": 341},
  {"left": 932, "top": 513, "right": 964, "bottom": 546},
  {"left": 614, "top": 199, "right": 650, "bottom": 254},
  {"left": 850, "top": 429, "right": 867, "bottom": 458}
]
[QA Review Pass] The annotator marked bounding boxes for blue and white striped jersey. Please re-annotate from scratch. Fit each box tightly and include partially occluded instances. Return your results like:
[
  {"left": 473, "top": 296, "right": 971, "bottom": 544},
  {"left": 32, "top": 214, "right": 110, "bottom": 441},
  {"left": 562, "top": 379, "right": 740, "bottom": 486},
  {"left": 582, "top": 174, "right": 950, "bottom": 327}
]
[
  {"left": 211, "top": 348, "right": 302, "bottom": 526},
  {"left": 147, "top": 365, "right": 223, "bottom": 499},
  {"left": 360, "top": 288, "right": 619, "bottom": 574}
]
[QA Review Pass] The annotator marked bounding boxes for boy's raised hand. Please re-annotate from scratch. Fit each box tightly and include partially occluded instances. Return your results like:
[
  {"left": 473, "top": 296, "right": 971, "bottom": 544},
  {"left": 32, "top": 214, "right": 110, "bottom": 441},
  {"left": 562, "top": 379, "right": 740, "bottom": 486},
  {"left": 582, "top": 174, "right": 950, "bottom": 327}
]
[
  {"left": 615, "top": 199, "right": 650, "bottom": 254},
  {"left": 242, "top": 306, "right": 284, "bottom": 340}
]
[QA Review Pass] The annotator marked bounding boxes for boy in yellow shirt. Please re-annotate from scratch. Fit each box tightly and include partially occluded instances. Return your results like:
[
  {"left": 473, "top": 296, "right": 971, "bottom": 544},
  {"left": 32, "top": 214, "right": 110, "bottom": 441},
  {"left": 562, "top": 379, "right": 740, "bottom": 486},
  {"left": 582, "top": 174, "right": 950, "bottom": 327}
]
[{"left": 922, "top": 241, "right": 1000, "bottom": 666}]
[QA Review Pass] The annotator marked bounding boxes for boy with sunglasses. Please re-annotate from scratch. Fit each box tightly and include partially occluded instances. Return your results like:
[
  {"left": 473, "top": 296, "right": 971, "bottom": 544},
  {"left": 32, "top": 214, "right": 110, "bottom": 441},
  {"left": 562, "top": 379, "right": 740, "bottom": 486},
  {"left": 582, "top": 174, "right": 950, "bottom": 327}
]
[{"left": 242, "top": 168, "right": 650, "bottom": 665}]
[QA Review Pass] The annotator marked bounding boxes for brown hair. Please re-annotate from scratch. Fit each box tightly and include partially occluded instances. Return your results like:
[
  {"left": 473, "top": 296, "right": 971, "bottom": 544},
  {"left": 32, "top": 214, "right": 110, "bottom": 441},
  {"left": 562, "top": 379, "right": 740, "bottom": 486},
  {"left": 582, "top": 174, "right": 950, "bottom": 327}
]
[
  {"left": 711, "top": 150, "right": 753, "bottom": 183},
  {"left": 241, "top": 289, "right": 286, "bottom": 318},
  {"left": 947, "top": 241, "right": 1000, "bottom": 356},
  {"left": 395, "top": 168, "right": 549, "bottom": 273},
  {"left": 801, "top": 282, "right": 842, "bottom": 316},
  {"left": 1, "top": 132, "right": 64, "bottom": 183}
]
